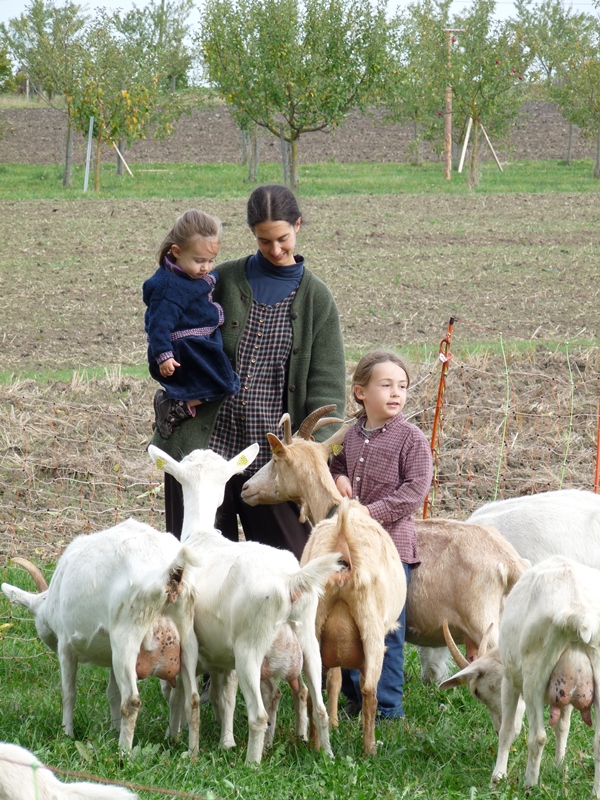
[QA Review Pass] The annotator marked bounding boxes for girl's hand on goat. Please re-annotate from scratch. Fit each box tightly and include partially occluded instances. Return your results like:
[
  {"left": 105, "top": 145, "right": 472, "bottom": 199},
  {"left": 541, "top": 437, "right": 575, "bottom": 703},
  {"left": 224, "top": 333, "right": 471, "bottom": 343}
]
[{"left": 335, "top": 475, "right": 353, "bottom": 499}]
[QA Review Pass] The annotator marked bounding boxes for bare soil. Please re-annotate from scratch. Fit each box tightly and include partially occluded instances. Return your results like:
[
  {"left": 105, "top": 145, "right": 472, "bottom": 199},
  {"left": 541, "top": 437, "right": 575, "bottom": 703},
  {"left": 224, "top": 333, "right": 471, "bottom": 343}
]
[
  {"left": 0, "top": 102, "right": 599, "bottom": 561},
  {"left": 0, "top": 100, "right": 596, "bottom": 165}
]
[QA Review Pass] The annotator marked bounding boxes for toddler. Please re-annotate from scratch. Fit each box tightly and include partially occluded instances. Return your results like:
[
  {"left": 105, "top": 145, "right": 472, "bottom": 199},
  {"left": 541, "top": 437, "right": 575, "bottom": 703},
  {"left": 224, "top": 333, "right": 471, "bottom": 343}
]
[
  {"left": 330, "top": 350, "right": 433, "bottom": 718},
  {"left": 143, "top": 209, "right": 240, "bottom": 438}
]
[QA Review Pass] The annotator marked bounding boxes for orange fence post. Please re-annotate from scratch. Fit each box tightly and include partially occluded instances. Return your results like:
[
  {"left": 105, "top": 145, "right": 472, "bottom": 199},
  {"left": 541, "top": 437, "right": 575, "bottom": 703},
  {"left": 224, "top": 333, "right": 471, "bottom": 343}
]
[
  {"left": 595, "top": 381, "right": 600, "bottom": 493},
  {"left": 423, "top": 316, "right": 454, "bottom": 519}
]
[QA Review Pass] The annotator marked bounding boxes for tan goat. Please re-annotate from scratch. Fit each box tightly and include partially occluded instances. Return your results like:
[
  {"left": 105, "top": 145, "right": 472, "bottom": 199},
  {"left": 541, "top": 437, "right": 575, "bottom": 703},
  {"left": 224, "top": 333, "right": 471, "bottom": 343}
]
[
  {"left": 242, "top": 406, "right": 528, "bottom": 689},
  {"left": 300, "top": 497, "right": 406, "bottom": 754}
]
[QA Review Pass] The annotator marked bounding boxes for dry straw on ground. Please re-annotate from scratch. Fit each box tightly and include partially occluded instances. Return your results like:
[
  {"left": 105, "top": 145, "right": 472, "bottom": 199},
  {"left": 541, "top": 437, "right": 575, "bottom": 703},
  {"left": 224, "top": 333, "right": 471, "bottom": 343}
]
[{"left": 1, "top": 346, "right": 598, "bottom": 563}]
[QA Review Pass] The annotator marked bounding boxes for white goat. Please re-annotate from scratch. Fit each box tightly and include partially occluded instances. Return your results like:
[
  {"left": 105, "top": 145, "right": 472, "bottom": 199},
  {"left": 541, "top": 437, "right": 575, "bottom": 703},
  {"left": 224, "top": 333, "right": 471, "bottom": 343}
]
[
  {"left": 241, "top": 407, "right": 527, "bottom": 685},
  {"left": 442, "top": 557, "right": 600, "bottom": 796},
  {"left": 468, "top": 489, "right": 600, "bottom": 568},
  {"left": 0, "top": 743, "right": 137, "bottom": 800},
  {"left": 1, "top": 520, "right": 200, "bottom": 754},
  {"left": 147, "top": 443, "right": 341, "bottom": 764}
]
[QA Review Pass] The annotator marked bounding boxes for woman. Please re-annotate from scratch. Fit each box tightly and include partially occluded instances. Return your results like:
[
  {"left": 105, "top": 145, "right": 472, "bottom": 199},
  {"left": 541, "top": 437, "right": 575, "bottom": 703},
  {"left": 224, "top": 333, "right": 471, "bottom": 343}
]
[{"left": 149, "top": 184, "right": 346, "bottom": 560}]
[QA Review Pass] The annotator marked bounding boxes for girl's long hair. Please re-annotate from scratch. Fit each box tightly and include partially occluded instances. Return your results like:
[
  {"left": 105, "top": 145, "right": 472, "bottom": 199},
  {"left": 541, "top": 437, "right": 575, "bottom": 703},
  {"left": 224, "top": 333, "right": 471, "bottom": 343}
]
[{"left": 158, "top": 209, "right": 222, "bottom": 264}]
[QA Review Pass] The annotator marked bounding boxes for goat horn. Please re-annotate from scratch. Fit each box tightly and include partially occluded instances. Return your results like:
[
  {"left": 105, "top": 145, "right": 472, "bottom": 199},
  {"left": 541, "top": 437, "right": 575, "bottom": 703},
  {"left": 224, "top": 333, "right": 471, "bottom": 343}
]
[
  {"left": 11, "top": 557, "right": 48, "bottom": 592},
  {"left": 478, "top": 622, "right": 494, "bottom": 658},
  {"left": 296, "top": 405, "right": 337, "bottom": 440},
  {"left": 310, "top": 417, "right": 346, "bottom": 436},
  {"left": 277, "top": 413, "right": 293, "bottom": 444},
  {"left": 442, "top": 619, "right": 469, "bottom": 670}
]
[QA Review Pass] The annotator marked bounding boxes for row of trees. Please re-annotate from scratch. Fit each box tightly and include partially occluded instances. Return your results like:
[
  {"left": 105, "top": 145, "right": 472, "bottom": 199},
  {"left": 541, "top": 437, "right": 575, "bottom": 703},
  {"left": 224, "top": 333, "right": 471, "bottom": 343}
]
[
  {"left": 1, "top": 0, "right": 195, "bottom": 188},
  {"left": 2, "top": 0, "right": 600, "bottom": 187}
]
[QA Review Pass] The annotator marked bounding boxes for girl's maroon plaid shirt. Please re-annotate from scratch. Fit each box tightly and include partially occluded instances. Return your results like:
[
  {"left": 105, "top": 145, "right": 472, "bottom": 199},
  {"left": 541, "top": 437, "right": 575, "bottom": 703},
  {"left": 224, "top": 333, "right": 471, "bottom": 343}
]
[{"left": 330, "top": 412, "right": 433, "bottom": 564}]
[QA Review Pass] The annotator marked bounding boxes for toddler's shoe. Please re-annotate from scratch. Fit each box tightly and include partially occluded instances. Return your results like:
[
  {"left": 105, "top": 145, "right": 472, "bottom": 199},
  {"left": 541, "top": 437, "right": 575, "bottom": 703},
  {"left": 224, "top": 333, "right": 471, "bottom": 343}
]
[{"left": 153, "top": 390, "right": 193, "bottom": 439}]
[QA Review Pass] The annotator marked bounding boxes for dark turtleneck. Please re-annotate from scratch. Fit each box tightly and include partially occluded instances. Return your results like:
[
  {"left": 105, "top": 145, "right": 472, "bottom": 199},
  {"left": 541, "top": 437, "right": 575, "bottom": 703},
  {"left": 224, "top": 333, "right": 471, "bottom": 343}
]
[{"left": 245, "top": 249, "right": 304, "bottom": 305}]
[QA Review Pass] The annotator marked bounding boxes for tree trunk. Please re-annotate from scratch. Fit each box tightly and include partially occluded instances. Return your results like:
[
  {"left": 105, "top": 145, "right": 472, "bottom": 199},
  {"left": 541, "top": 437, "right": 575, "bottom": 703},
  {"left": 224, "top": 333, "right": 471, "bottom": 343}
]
[
  {"left": 241, "top": 128, "right": 249, "bottom": 165},
  {"left": 290, "top": 136, "right": 299, "bottom": 191},
  {"left": 94, "top": 136, "right": 102, "bottom": 191},
  {"left": 247, "top": 124, "right": 259, "bottom": 182},
  {"left": 564, "top": 121, "right": 574, "bottom": 165},
  {"left": 593, "top": 127, "right": 600, "bottom": 179},
  {"left": 411, "top": 120, "right": 422, "bottom": 166},
  {"left": 170, "top": 74, "right": 176, "bottom": 93},
  {"left": 280, "top": 128, "right": 291, "bottom": 186},
  {"left": 468, "top": 122, "right": 480, "bottom": 189},
  {"left": 116, "top": 139, "right": 124, "bottom": 175},
  {"left": 62, "top": 113, "right": 74, "bottom": 188}
]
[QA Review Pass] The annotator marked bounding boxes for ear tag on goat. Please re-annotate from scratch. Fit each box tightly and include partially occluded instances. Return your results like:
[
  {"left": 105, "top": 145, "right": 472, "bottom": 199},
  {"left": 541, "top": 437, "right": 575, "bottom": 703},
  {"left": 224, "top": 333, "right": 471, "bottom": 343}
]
[
  {"left": 331, "top": 444, "right": 344, "bottom": 456},
  {"left": 237, "top": 454, "right": 249, "bottom": 467},
  {"left": 155, "top": 457, "right": 166, "bottom": 471}
]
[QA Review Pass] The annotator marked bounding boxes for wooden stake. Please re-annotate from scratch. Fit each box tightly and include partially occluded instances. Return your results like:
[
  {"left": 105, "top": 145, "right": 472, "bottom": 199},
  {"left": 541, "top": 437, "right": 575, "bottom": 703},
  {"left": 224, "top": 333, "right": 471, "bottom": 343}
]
[
  {"left": 480, "top": 124, "right": 503, "bottom": 172},
  {"left": 111, "top": 141, "right": 134, "bottom": 177},
  {"left": 457, "top": 116, "right": 472, "bottom": 174},
  {"left": 83, "top": 116, "right": 94, "bottom": 192}
]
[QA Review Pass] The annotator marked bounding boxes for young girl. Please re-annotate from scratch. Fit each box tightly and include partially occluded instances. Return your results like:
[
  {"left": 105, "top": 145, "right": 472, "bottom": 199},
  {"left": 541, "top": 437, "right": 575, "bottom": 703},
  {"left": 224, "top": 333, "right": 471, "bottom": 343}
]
[
  {"left": 148, "top": 184, "right": 346, "bottom": 559},
  {"left": 330, "top": 350, "right": 433, "bottom": 719},
  {"left": 143, "top": 209, "right": 240, "bottom": 439}
]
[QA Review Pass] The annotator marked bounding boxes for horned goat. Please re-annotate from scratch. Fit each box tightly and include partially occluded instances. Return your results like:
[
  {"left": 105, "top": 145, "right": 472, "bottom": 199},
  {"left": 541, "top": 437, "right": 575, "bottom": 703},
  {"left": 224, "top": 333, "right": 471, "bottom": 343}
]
[
  {"left": 442, "top": 557, "right": 600, "bottom": 796},
  {"left": 1, "top": 520, "right": 200, "bottom": 754},
  {"left": 0, "top": 743, "right": 137, "bottom": 800},
  {"left": 241, "top": 407, "right": 527, "bottom": 689},
  {"left": 147, "top": 443, "right": 341, "bottom": 764},
  {"left": 242, "top": 407, "right": 407, "bottom": 754}
]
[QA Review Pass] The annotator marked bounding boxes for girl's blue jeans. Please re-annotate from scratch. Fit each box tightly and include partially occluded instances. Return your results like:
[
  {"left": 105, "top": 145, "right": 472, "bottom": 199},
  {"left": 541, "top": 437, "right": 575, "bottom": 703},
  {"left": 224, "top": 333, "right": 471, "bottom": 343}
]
[{"left": 340, "top": 561, "right": 414, "bottom": 719}]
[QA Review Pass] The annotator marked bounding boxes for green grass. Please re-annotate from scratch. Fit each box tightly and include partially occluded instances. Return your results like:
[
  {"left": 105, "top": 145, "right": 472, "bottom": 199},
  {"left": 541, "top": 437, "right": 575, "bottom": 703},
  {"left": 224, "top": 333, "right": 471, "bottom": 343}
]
[
  {"left": 1, "top": 158, "right": 599, "bottom": 200},
  {"left": 1, "top": 565, "right": 597, "bottom": 800}
]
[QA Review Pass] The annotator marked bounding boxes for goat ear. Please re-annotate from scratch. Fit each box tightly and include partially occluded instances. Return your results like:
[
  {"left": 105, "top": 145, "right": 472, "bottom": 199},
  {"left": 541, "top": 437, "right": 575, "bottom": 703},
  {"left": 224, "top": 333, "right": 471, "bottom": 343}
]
[
  {"left": 267, "top": 433, "right": 289, "bottom": 458},
  {"left": 321, "top": 424, "right": 349, "bottom": 455},
  {"left": 148, "top": 445, "right": 179, "bottom": 475},
  {"left": 228, "top": 443, "right": 260, "bottom": 476},
  {"left": 438, "top": 663, "right": 478, "bottom": 690}
]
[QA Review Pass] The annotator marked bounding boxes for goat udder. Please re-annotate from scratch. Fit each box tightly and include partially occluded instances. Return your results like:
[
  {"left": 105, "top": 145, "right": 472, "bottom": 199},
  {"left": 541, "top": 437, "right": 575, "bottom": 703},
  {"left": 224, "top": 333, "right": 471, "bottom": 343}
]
[
  {"left": 136, "top": 627, "right": 181, "bottom": 686},
  {"left": 547, "top": 652, "right": 594, "bottom": 727},
  {"left": 320, "top": 603, "right": 364, "bottom": 670}
]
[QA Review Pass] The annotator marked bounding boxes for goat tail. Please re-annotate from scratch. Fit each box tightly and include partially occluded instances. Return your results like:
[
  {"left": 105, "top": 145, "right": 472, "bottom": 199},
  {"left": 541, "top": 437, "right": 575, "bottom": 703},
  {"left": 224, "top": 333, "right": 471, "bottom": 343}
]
[
  {"left": 555, "top": 606, "right": 600, "bottom": 645},
  {"left": 1, "top": 582, "right": 47, "bottom": 613},
  {"left": 133, "top": 544, "right": 200, "bottom": 611},
  {"left": 288, "top": 553, "right": 342, "bottom": 600},
  {"left": 164, "top": 544, "right": 201, "bottom": 604}
]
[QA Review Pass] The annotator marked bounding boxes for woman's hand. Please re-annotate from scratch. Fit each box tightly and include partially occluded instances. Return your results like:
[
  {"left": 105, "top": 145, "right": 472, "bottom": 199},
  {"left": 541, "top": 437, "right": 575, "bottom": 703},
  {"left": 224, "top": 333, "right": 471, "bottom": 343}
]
[
  {"left": 335, "top": 475, "right": 353, "bottom": 499},
  {"left": 159, "top": 358, "right": 180, "bottom": 377}
]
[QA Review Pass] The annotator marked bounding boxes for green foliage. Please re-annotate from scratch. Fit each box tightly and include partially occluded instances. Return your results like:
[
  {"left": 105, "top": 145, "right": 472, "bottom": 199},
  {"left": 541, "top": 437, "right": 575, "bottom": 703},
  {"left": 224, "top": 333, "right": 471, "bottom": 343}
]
[
  {"left": 551, "top": 14, "right": 600, "bottom": 177},
  {"left": 0, "top": 0, "right": 87, "bottom": 103},
  {"left": 449, "top": 0, "right": 531, "bottom": 187},
  {"left": 1, "top": 0, "right": 197, "bottom": 190},
  {"left": 201, "top": 0, "right": 389, "bottom": 188},
  {"left": 111, "top": 0, "right": 195, "bottom": 94},
  {"left": 383, "top": 0, "right": 452, "bottom": 161},
  {"left": 512, "top": 0, "right": 596, "bottom": 83},
  {"left": 0, "top": 44, "right": 16, "bottom": 94}
]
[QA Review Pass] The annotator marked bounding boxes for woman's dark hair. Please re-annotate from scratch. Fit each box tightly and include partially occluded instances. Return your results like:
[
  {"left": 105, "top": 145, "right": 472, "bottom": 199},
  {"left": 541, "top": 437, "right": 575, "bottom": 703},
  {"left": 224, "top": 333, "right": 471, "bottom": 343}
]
[{"left": 246, "top": 184, "right": 302, "bottom": 230}]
